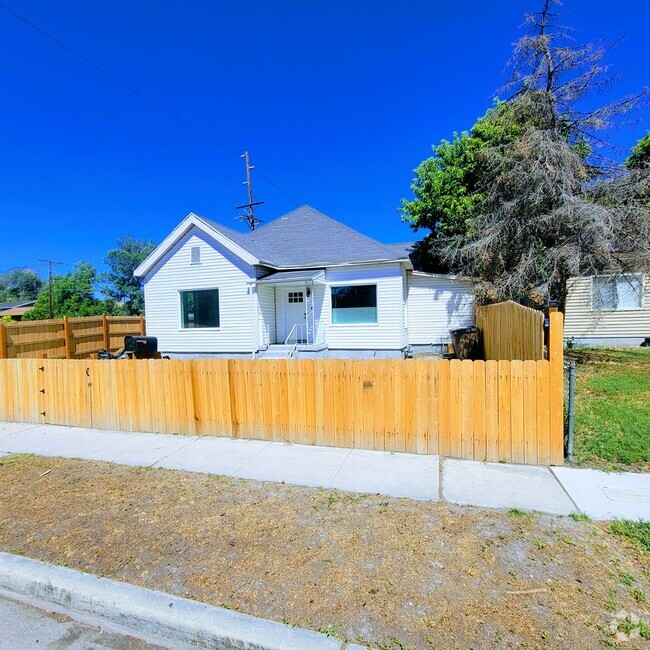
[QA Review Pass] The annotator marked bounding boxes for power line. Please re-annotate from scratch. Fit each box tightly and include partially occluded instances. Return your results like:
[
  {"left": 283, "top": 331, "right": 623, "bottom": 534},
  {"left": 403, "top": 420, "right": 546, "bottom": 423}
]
[
  {"left": 0, "top": 0, "right": 238, "bottom": 159},
  {"left": 0, "top": 0, "right": 300, "bottom": 207},
  {"left": 0, "top": 56, "right": 243, "bottom": 185}
]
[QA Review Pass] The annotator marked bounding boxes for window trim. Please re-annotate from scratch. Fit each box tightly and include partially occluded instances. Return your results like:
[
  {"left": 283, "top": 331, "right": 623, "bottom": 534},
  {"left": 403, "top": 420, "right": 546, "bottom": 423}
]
[
  {"left": 590, "top": 274, "right": 645, "bottom": 312},
  {"left": 329, "top": 282, "right": 379, "bottom": 326},
  {"left": 178, "top": 287, "right": 221, "bottom": 330}
]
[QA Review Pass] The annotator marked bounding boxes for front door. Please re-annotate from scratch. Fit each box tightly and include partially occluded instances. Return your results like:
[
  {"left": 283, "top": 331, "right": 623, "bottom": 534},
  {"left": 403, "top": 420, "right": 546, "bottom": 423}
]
[{"left": 282, "top": 289, "right": 306, "bottom": 342}]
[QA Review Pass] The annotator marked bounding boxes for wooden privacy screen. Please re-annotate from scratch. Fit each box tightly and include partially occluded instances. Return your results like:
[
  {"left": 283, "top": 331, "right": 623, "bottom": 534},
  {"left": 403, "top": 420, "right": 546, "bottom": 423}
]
[
  {"left": 0, "top": 357, "right": 564, "bottom": 466},
  {"left": 0, "top": 315, "right": 145, "bottom": 360},
  {"left": 476, "top": 301, "right": 545, "bottom": 361}
]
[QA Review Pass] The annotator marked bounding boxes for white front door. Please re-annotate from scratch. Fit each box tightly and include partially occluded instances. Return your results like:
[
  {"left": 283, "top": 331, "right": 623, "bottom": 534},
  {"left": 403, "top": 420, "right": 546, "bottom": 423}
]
[{"left": 282, "top": 288, "right": 306, "bottom": 342}]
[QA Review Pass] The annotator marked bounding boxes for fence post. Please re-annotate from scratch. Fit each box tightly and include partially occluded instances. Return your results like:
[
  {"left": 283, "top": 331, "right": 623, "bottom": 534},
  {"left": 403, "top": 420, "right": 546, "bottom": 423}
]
[
  {"left": 139, "top": 316, "right": 146, "bottom": 335},
  {"left": 0, "top": 322, "right": 6, "bottom": 359},
  {"left": 548, "top": 309, "right": 564, "bottom": 464},
  {"left": 63, "top": 316, "right": 72, "bottom": 359},
  {"left": 566, "top": 361, "right": 576, "bottom": 461},
  {"left": 102, "top": 315, "right": 109, "bottom": 350}
]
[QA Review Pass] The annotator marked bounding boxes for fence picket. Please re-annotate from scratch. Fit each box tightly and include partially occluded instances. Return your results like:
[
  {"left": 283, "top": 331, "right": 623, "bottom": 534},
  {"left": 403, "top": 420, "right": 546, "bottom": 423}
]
[
  {"left": 0, "top": 356, "right": 564, "bottom": 466},
  {"left": 476, "top": 301, "right": 544, "bottom": 361}
]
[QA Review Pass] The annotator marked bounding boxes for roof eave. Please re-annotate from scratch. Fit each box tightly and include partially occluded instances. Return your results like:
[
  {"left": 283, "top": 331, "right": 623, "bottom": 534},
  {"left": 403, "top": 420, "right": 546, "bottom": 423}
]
[
  {"left": 410, "top": 270, "right": 475, "bottom": 282},
  {"left": 269, "top": 258, "right": 410, "bottom": 270},
  {"left": 134, "top": 213, "right": 261, "bottom": 277}
]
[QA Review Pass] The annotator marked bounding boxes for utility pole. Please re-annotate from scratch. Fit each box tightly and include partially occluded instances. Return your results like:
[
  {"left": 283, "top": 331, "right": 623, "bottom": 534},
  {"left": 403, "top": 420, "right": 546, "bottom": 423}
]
[
  {"left": 38, "top": 258, "right": 63, "bottom": 320},
  {"left": 235, "top": 151, "right": 264, "bottom": 230}
]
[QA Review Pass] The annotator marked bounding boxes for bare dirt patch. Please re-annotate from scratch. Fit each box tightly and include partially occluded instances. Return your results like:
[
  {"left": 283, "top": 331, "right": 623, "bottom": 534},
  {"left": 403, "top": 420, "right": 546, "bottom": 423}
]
[{"left": 1, "top": 454, "right": 648, "bottom": 649}]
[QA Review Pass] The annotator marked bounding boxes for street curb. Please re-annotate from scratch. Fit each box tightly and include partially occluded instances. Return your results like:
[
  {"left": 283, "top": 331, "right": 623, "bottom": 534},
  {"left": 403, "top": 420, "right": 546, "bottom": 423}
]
[{"left": 0, "top": 553, "right": 364, "bottom": 650}]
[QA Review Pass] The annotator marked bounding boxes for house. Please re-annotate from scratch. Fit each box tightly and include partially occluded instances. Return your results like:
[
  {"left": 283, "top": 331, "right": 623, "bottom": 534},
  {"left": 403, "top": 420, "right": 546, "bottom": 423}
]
[
  {"left": 0, "top": 300, "right": 36, "bottom": 321},
  {"left": 564, "top": 273, "right": 650, "bottom": 346},
  {"left": 134, "top": 205, "right": 474, "bottom": 358}
]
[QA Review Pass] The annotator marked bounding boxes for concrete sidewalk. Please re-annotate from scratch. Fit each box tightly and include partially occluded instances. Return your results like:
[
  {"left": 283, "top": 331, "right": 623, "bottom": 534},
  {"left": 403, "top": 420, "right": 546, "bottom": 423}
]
[{"left": 1, "top": 421, "right": 649, "bottom": 521}]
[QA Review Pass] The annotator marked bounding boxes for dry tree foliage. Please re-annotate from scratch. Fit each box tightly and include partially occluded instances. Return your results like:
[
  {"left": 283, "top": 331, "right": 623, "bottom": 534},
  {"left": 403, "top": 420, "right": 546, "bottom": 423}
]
[{"left": 439, "top": 0, "right": 650, "bottom": 308}]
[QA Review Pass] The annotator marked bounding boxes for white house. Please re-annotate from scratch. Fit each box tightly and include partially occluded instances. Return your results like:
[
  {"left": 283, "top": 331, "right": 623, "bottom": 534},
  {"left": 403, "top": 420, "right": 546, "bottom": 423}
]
[
  {"left": 134, "top": 206, "right": 474, "bottom": 358},
  {"left": 564, "top": 273, "right": 650, "bottom": 346}
]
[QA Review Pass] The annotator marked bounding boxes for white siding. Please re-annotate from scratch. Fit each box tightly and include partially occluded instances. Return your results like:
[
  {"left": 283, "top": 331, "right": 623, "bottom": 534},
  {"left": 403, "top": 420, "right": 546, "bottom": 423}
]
[
  {"left": 143, "top": 227, "right": 256, "bottom": 353},
  {"left": 323, "top": 264, "right": 405, "bottom": 350},
  {"left": 312, "top": 283, "right": 327, "bottom": 345},
  {"left": 400, "top": 265, "right": 409, "bottom": 348},
  {"left": 257, "top": 285, "right": 276, "bottom": 347},
  {"left": 565, "top": 276, "right": 650, "bottom": 340},
  {"left": 406, "top": 273, "right": 475, "bottom": 346}
]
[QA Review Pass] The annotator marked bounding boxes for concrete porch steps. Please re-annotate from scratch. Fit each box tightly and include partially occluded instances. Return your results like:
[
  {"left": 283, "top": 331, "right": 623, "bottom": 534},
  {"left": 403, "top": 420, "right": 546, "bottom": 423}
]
[{"left": 258, "top": 344, "right": 294, "bottom": 359}]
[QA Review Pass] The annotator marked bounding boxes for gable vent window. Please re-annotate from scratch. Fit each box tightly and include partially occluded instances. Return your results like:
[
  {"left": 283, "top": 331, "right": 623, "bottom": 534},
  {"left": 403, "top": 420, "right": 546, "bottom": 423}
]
[{"left": 190, "top": 246, "right": 201, "bottom": 265}]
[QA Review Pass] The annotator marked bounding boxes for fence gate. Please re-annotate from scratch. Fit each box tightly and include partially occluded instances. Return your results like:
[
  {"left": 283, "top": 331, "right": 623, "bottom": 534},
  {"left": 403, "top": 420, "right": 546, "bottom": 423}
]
[{"left": 38, "top": 360, "right": 93, "bottom": 428}]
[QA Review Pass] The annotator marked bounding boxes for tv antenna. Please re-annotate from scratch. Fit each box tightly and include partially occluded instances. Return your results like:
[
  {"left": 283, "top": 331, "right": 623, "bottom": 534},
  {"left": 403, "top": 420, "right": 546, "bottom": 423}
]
[{"left": 235, "top": 151, "right": 264, "bottom": 230}]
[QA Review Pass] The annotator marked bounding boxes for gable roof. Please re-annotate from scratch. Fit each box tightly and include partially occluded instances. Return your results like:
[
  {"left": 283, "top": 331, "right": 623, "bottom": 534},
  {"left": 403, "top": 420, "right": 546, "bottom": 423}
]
[
  {"left": 202, "top": 205, "right": 408, "bottom": 268},
  {"left": 0, "top": 300, "right": 36, "bottom": 311},
  {"left": 135, "top": 205, "right": 411, "bottom": 277}
]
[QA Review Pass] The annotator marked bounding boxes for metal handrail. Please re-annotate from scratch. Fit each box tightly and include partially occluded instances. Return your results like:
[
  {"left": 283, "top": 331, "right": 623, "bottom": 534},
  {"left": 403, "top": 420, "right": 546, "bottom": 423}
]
[
  {"left": 283, "top": 324, "right": 298, "bottom": 358},
  {"left": 284, "top": 323, "right": 298, "bottom": 345},
  {"left": 284, "top": 323, "right": 309, "bottom": 345}
]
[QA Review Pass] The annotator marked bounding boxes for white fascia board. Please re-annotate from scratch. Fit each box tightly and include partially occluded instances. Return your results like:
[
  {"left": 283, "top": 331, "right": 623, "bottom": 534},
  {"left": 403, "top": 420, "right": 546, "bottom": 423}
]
[
  {"left": 134, "top": 213, "right": 260, "bottom": 277},
  {"left": 272, "top": 258, "right": 411, "bottom": 271},
  {"left": 247, "top": 271, "right": 327, "bottom": 286},
  {"left": 410, "top": 270, "right": 475, "bottom": 282}
]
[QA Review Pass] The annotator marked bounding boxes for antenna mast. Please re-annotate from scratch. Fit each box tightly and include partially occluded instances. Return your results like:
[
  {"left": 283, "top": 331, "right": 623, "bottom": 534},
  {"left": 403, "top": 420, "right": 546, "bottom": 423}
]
[{"left": 235, "top": 151, "right": 264, "bottom": 230}]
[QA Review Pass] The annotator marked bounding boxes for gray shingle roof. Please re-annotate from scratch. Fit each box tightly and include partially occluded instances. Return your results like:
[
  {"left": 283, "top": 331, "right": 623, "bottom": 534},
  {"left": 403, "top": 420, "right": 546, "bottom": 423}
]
[
  {"left": 201, "top": 205, "right": 409, "bottom": 268},
  {"left": 256, "top": 269, "right": 325, "bottom": 284},
  {"left": 0, "top": 300, "right": 36, "bottom": 310},
  {"left": 383, "top": 242, "right": 416, "bottom": 258}
]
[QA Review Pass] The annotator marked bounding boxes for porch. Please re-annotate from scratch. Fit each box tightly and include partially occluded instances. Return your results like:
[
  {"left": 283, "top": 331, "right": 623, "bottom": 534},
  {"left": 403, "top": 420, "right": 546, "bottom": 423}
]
[{"left": 253, "top": 269, "right": 326, "bottom": 356}]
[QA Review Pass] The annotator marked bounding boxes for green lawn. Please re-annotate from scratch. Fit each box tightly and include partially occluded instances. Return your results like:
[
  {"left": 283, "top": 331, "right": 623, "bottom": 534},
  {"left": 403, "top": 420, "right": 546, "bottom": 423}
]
[
  {"left": 611, "top": 519, "right": 650, "bottom": 553},
  {"left": 567, "top": 346, "right": 650, "bottom": 473}
]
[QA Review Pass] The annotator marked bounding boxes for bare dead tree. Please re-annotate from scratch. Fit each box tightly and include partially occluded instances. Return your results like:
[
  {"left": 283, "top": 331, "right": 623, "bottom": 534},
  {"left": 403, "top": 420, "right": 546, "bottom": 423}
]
[
  {"left": 505, "top": 0, "right": 648, "bottom": 147},
  {"left": 439, "top": 1, "right": 650, "bottom": 309}
]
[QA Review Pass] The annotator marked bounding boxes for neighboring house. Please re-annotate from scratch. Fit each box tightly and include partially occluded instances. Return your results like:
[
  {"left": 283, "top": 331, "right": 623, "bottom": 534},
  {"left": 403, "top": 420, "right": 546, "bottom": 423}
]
[
  {"left": 134, "top": 205, "right": 474, "bottom": 358},
  {"left": 0, "top": 300, "right": 36, "bottom": 321},
  {"left": 564, "top": 273, "right": 650, "bottom": 346}
]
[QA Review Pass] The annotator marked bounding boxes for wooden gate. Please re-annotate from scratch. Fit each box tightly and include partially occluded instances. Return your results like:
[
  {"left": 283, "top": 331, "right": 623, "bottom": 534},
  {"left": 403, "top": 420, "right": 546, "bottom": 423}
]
[{"left": 39, "top": 359, "right": 92, "bottom": 428}]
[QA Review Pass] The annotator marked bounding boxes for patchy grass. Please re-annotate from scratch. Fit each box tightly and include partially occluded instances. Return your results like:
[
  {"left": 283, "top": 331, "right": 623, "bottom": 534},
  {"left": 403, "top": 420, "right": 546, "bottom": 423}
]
[
  {"left": 610, "top": 520, "right": 650, "bottom": 553},
  {"left": 566, "top": 347, "right": 650, "bottom": 472},
  {"left": 1, "top": 455, "right": 650, "bottom": 649}
]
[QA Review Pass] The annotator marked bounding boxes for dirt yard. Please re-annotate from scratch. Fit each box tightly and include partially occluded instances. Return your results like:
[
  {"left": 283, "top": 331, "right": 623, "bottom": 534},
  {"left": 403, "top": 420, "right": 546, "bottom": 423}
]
[{"left": 1, "top": 454, "right": 648, "bottom": 649}]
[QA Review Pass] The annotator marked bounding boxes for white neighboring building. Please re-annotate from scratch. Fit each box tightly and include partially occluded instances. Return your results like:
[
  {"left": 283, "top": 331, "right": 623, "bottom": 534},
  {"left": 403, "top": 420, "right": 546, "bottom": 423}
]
[
  {"left": 565, "top": 273, "right": 650, "bottom": 346},
  {"left": 134, "top": 205, "right": 475, "bottom": 357}
]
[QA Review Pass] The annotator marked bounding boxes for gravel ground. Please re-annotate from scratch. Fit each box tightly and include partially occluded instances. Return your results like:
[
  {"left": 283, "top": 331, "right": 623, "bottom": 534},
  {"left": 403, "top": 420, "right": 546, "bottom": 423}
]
[{"left": 1, "top": 454, "right": 648, "bottom": 649}]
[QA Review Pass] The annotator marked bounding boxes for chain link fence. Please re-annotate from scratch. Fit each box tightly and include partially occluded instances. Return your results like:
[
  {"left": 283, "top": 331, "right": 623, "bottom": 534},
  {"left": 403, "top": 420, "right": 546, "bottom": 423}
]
[{"left": 563, "top": 360, "right": 576, "bottom": 460}]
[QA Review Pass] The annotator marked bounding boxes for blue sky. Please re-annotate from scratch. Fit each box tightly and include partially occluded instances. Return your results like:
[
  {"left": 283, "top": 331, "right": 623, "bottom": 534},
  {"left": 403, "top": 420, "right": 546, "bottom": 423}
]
[{"left": 1, "top": 0, "right": 649, "bottom": 278}]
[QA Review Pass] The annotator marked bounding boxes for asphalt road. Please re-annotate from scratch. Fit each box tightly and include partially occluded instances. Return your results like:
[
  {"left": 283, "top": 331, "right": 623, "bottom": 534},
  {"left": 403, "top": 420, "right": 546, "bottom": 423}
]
[{"left": 0, "top": 594, "right": 167, "bottom": 649}]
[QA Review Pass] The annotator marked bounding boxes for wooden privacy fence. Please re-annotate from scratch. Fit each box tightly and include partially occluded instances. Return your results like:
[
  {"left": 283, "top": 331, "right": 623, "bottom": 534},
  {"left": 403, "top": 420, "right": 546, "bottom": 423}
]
[
  {"left": 0, "top": 312, "right": 565, "bottom": 466},
  {"left": 476, "top": 301, "right": 545, "bottom": 361},
  {"left": 0, "top": 315, "right": 145, "bottom": 360}
]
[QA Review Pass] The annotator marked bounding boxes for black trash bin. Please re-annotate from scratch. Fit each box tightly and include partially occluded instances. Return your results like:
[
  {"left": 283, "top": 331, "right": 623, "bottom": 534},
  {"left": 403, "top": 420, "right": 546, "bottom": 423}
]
[{"left": 450, "top": 326, "right": 481, "bottom": 360}]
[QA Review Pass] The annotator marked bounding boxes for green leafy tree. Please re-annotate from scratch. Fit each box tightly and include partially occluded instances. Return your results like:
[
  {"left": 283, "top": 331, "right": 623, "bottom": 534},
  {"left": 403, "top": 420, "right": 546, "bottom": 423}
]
[
  {"left": 401, "top": 0, "right": 650, "bottom": 307},
  {"left": 0, "top": 268, "right": 44, "bottom": 302},
  {"left": 400, "top": 102, "right": 525, "bottom": 242},
  {"left": 103, "top": 235, "right": 155, "bottom": 315},
  {"left": 23, "top": 262, "right": 118, "bottom": 320},
  {"left": 626, "top": 133, "right": 650, "bottom": 170}
]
